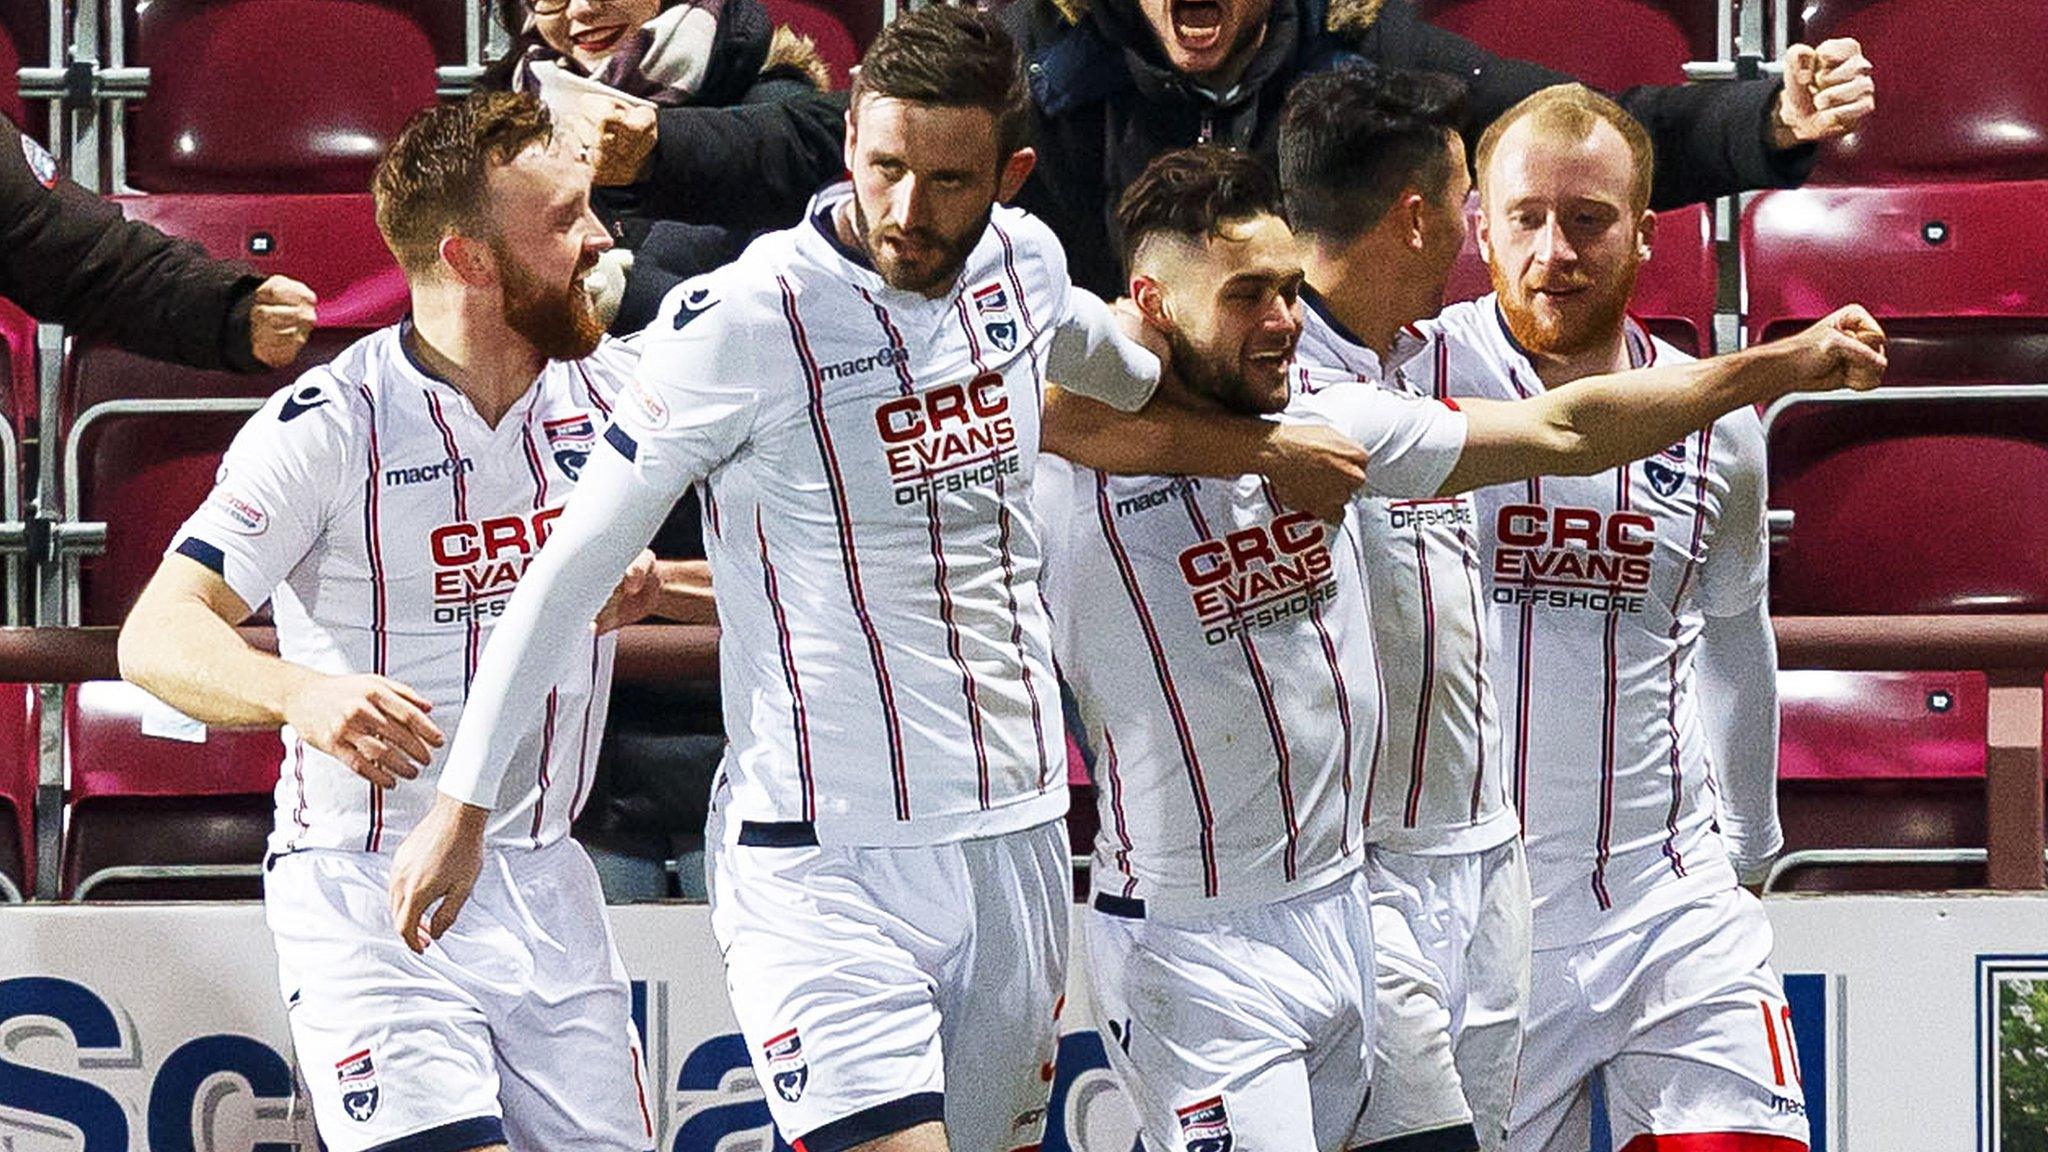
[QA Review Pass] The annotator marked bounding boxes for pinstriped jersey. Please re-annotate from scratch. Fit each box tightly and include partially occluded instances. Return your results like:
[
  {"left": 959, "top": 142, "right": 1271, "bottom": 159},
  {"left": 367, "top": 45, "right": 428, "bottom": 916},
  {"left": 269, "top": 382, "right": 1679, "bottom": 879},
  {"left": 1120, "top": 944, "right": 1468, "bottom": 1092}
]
[
  {"left": 1442, "top": 296, "right": 1769, "bottom": 948},
  {"left": 570, "top": 185, "right": 1155, "bottom": 846},
  {"left": 168, "top": 324, "right": 629, "bottom": 857},
  {"left": 1038, "top": 372, "right": 1468, "bottom": 913},
  {"left": 1296, "top": 291, "right": 1518, "bottom": 857}
]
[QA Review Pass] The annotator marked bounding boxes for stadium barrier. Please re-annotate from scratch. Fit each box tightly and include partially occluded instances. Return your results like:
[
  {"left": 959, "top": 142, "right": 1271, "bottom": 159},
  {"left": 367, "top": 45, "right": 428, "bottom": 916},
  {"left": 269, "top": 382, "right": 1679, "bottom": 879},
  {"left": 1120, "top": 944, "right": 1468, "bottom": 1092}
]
[{"left": 5, "top": 893, "right": 2048, "bottom": 1151}]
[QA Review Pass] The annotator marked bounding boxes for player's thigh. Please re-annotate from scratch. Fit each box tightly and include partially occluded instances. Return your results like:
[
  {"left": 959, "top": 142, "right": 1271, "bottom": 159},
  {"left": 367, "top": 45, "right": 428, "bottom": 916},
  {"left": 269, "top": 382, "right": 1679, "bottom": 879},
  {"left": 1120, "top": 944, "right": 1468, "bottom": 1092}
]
[
  {"left": 1085, "top": 911, "right": 1322, "bottom": 1152},
  {"left": 265, "top": 850, "right": 505, "bottom": 1152},
  {"left": 1456, "top": 839, "right": 1533, "bottom": 1151},
  {"left": 485, "top": 841, "right": 655, "bottom": 1152},
  {"left": 1605, "top": 894, "right": 1808, "bottom": 1148},
  {"left": 938, "top": 821, "right": 1071, "bottom": 1152},
  {"left": 1353, "top": 896, "right": 1474, "bottom": 1151},
  {"left": 708, "top": 837, "right": 948, "bottom": 1152}
]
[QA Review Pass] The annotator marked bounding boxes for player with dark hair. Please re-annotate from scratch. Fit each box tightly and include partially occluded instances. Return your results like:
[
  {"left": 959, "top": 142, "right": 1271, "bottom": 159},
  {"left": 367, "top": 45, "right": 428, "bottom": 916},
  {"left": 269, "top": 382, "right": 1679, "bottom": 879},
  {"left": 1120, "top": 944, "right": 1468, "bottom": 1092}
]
[
  {"left": 384, "top": 11, "right": 1360, "bottom": 1152},
  {"left": 1039, "top": 138, "right": 1888, "bottom": 1152},
  {"left": 117, "top": 90, "right": 692, "bottom": 1152}
]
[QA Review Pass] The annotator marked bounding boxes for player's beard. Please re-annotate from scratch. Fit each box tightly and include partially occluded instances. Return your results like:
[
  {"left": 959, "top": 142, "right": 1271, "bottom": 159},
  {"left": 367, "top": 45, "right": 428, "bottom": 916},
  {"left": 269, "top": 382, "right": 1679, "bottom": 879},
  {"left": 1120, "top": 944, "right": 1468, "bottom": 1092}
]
[
  {"left": 495, "top": 239, "right": 606, "bottom": 362},
  {"left": 854, "top": 196, "right": 987, "bottom": 296},
  {"left": 1492, "top": 255, "right": 1640, "bottom": 361},
  {"left": 1166, "top": 325, "right": 1292, "bottom": 416}
]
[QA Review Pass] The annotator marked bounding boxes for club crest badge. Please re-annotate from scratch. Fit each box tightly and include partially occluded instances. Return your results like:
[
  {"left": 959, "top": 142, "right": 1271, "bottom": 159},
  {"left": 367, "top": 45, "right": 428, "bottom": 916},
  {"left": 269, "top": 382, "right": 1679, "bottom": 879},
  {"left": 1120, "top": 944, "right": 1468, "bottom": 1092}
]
[
  {"left": 763, "top": 1028, "right": 808, "bottom": 1103},
  {"left": 543, "top": 414, "right": 596, "bottom": 480},
  {"left": 336, "top": 1048, "right": 380, "bottom": 1122},
  {"left": 973, "top": 282, "right": 1020, "bottom": 353},
  {"left": 1176, "top": 1095, "right": 1233, "bottom": 1152},
  {"left": 1645, "top": 458, "right": 1687, "bottom": 498}
]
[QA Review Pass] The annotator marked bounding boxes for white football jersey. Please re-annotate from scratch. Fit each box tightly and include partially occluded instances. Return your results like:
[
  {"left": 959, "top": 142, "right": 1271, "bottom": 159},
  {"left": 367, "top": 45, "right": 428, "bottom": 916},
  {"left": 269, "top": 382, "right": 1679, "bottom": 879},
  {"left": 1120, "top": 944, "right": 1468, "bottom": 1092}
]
[
  {"left": 1296, "top": 290, "right": 1517, "bottom": 856},
  {"left": 169, "top": 324, "right": 631, "bottom": 857},
  {"left": 1039, "top": 368, "right": 1468, "bottom": 913},
  {"left": 435, "top": 184, "right": 1159, "bottom": 847},
  {"left": 1439, "top": 296, "right": 1768, "bottom": 949}
]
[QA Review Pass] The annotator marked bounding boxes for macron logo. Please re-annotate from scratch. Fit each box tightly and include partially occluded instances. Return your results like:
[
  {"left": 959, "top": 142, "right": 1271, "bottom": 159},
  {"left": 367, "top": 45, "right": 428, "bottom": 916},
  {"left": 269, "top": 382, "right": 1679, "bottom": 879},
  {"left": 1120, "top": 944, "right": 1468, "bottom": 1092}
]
[
  {"left": 385, "top": 458, "right": 476, "bottom": 487},
  {"left": 819, "top": 345, "right": 909, "bottom": 383}
]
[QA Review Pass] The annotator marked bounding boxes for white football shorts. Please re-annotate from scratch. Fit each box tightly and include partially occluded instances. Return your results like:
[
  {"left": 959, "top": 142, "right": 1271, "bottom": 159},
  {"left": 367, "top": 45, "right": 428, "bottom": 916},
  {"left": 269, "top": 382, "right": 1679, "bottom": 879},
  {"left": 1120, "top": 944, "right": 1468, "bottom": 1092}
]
[
  {"left": 1086, "top": 869, "right": 1378, "bottom": 1152},
  {"left": 265, "top": 837, "right": 653, "bottom": 1152},
  {"left": 1509, "top": 885, "right": 1809, "bottom": 1152},
  {"left": 1354, "top": 836, "right": 1532, "bottom": 1152},
  {"left": 706, "top": 813, "right": 1069, "bottom": 1152}
]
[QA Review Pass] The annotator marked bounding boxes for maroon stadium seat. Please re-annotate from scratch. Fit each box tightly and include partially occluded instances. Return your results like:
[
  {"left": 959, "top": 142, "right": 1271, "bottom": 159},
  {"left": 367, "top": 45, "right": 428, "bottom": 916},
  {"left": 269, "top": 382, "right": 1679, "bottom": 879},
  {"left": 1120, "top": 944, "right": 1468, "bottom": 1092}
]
[
  {"left": 1774, "top": 670, "right": 1992, "bottom": 892},
  {"left": 763, "top": 0, "right": 862, "bottom": 88},
  {"left": 0, "top": 0, "right": 50, "bottom": 138},
  {"left": 65, "top": 194, "right": 401, "bottom": 625},
  {"left": 0, "top": 298, "right": 35, "bottom": 435},
  {"left": 1799, "top": 0, "right": 2048, "bottom": 185},
  {"left": 61, "top": 679, "right": 279, "bottom": 900},
  {"left": 1444, "top": 201, "right": 1715, "bottom": 357},
  {"left": 1743, "top": 182, "right": 2048, "bottom": 350},
  {"left": 1747, "top": 183, "right": 2048, "bottom": 615},
  {"left": 0, "top": 683, "right": 36, "bottom": 899},
  {"left": 1766, "top": 396, "right": 2048, "bottom": 615},
  {"left": 1416, "top": 0, "right": 1715, "bottom": 93},
  {"left": 125, "top": 0, "right": 440, "bottom": 192}
]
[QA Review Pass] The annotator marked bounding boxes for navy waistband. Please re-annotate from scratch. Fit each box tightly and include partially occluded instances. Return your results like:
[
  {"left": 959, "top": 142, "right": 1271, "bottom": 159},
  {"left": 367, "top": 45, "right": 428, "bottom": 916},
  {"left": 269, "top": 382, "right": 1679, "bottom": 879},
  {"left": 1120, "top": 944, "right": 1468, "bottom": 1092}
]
[
  {"left": 1092, "top": 891, "right": 1147, "bottom": 919},
  {"left": 737, "top": 820, "right": 819, "bottom": 848}
]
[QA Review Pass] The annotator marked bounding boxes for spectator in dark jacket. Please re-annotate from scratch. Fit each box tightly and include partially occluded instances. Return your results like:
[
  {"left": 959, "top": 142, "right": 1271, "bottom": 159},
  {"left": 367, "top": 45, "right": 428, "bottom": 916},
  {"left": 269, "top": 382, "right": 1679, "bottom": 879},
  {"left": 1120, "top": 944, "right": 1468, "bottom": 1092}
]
[
  {"left": 1, "top": 114, "right": 316, "bottom": 370},
  {"left": 486, "top": 0, "right": 846, "bottom": 331},
  {"left": 1002, "top": 0, "right": 1875, "bottom": 295}
]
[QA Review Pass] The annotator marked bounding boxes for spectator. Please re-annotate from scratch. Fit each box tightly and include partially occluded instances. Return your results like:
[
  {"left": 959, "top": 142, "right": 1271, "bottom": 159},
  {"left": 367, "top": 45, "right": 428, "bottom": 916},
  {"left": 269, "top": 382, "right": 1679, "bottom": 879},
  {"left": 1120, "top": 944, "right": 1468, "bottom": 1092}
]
[
  {"left": 485, "top": 0, "right": 845, "bottom": 332},
  {"left": 1, "top": 114, "right": 316, "bottom": 370},
  {"left": 1001, "top": 0, "right": 1876, "bottom": 295}
]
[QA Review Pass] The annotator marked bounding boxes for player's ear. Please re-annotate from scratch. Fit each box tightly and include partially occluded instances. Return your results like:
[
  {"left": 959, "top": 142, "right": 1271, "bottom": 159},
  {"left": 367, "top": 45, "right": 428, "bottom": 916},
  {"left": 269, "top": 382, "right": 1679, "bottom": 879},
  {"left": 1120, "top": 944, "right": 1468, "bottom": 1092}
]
[
  {"left": 439, "top": 233, "right": 495, "bottom": 289},
  {"left": 842, "top": 101, "right": 859, "bottom": 174},
  {"left": 1634, "top": 209, "right": 1656, "bottom": 263},
  {"left": 1403, "top": 191, "right": 1429, "bottom": 254},
  {"left": 1474, "top": 204, "right": 1495, "bottom": 265},
  {"left": 1131, "top": 274, "right": 1172, "bottom": 331},
  {"left": 997, "top": 147, "right": 1037, "bottom": 203}
]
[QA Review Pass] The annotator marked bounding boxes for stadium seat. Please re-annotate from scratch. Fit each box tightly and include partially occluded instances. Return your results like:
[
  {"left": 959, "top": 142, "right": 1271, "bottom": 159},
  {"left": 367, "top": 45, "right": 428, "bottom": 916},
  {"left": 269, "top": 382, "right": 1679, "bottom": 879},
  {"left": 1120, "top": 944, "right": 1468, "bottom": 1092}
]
[
  {"left": 64, "top": 194, "right": 400, "bottom": 625},
  {"left": 1415, "top": 0, "right": 1715, "bottom": 93},
  {"left": 1743, "top": 182, "right": 2048, "bottom": 350},
  {"left": 1444, "top": 201, "right": 1715, "bottom": 356},
  {"left": 124, "top": 0, "right": 440, "bottom": 193},
  {"left": 61, "top": 679, "right": 279, "bottom": 900},
  {"left": 1766, "top": 395, "right": 2048, "bottom": 615},
  {"left": 1799, "top": 0, "right": 2048, "bottom": 184},
  {"left": 763, "top": 0, "right": 863, "bottom": 88},
  {"left": 0, "top": 683, "right": 36, "bottom": 900},
  {"left": 1747, "top": 183, "right": 2048, "bottom": 615},
  {"left": 1773, "top": 670, "right": 1991, "bottom": 892},
  {"left": 0, "top": 0, "right": 50, "bottom": 136}
]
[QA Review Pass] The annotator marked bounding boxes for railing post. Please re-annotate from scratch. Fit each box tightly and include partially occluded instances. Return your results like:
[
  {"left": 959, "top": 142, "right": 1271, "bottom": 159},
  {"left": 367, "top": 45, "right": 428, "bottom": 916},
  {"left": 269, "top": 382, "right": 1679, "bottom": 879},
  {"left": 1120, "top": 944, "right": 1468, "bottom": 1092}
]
[{"left": 1988, "top": 745, "right": 2047, "bottom": 890}]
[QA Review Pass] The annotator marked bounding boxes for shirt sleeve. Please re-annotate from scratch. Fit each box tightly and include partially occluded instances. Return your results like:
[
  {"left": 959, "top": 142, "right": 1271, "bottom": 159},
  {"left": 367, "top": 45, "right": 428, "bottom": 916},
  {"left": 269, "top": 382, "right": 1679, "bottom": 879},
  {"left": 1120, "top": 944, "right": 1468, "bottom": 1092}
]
[
  {"left": 1698, "top": 408, "right": 1770, "bottom": 617},
  {"left": 1319, "top": 378, "right": 1470, "bottom": 500},
  {"left": 1045, "top": 287, "right": 1161, "bottom": 413},
  {"left": 435, "top": 277, "right": 765, "bottom": 810},
  {"left": 166, "top": 373, "right": 351, "bottom": 613}
]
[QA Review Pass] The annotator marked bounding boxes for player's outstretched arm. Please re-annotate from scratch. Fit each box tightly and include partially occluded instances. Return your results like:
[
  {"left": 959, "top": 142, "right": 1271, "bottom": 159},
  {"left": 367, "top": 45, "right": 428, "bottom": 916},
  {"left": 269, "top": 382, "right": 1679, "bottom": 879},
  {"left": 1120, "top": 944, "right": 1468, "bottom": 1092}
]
[
  {"left": 389, "top": 433, "right": 677, "bottom": 952},
  {"left": 1435, "top": 305, "right": 1886, "bottom": 496},
  {"left": 118, "top": 556, "right": 444, "bottom": 788},
  {"left": 1043, "top": 386, "right": 1368, "bottom": 523}
]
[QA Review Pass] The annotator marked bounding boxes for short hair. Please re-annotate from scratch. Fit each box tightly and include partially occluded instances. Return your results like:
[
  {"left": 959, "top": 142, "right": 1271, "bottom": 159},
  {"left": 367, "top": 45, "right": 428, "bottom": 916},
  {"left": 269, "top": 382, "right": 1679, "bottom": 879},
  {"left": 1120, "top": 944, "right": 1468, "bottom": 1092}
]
[
  {"left": 373, "top": 90, "right": 555, "bottom": 274},
  {"left": 1279, "top": 64, "right": 1469, "bottom": 245},
  {"left": 851, "top": 6, "right": 1031, "bottom": 161},
  {"left": 1472, "top": 83, "right": 1655, "bottom": 213},
  {"left": 1115, "top": 146, "right": 1285, "bottom": 274}
]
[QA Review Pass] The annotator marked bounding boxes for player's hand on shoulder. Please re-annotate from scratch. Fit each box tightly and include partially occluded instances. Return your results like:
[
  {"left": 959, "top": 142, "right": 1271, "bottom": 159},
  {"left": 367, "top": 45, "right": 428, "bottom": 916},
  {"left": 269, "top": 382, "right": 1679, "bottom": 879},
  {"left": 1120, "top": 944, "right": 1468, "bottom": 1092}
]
[
  {"left": 1262, "top": 423, "right": 1368, "bottom": 524},
  {"left": 282, "top": 673, "right": 445, "bottom": 788},
  {"left": 388, "top": 793, "right": 490, "bottom": 954},
  {"left": 248, "top": 276, "right": 319, "bottom": 369},
  {"left": 1773, "top": 37, "right": 1875, "bottom": 147},
  {"left": 1789, "top": 305, "right": 1887, "bottom": 393},
  {"left": 594, "top": 549, "right": 662, "bottom": 634}
]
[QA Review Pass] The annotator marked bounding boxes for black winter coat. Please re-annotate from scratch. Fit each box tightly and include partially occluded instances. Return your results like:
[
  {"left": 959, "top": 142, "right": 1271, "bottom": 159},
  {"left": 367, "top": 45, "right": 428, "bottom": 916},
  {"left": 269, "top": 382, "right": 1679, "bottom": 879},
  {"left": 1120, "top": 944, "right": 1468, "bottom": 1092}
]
[{"left": 1004, "top": 0, "right": 1816, "bottom": 296}]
